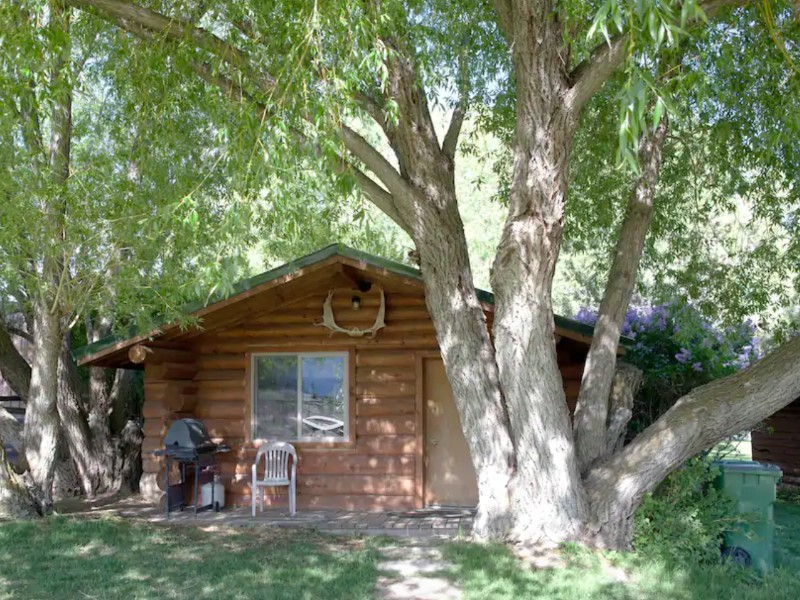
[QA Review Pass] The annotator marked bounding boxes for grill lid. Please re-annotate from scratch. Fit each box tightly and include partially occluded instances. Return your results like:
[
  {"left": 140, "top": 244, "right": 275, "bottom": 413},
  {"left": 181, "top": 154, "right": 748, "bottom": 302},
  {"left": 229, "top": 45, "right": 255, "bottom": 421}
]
[{"left": 164, "top": 419, "right": 212, "bottom": 449}]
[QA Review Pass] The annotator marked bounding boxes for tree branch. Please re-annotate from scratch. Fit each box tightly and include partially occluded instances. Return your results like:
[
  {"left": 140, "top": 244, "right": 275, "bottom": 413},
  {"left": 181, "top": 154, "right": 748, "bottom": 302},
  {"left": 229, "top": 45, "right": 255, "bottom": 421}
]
[
  {"left": 566, "top": 35, "right": 628, "bottom": 114},
  {"left": 346, "top": 167, "right": 410, "bottom": 235},
  {"left": 68, "top": 0, "right": 276, "bottom": 94},
  {"left": 566, "top": 0, "right": 748, "bottom": 113},
  {"left": 491, "top": 0, "right": 514, "bottom": 41},
  {"left": 585, "top": 335, "right": 800, "bottom": 515},
  {"left": 339, "top": 125, "right": 409, "bottom": 200},
  {"left": 573, "top": 114, "right": 669, "bottom": 473},
  {"left": 442, "top": 102, "right": 466, "bottom": 161},
  {"left": 4, "top": 327, "right": 32, "bottom": 344},
  {"left": 70, "top": 0, "right": 413, "bottom": 232}
]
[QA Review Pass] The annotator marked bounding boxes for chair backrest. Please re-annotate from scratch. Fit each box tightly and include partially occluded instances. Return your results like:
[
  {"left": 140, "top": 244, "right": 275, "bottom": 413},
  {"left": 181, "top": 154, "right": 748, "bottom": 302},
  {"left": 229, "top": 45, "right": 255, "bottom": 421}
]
[{"left": 254, "top": 442, "right": 297, "bottom": 480}]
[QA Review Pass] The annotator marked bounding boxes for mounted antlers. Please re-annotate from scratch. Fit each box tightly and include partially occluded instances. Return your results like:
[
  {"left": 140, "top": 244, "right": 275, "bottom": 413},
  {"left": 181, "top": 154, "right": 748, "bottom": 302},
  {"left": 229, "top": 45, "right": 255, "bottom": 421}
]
[{"left": 317, "top": 288, "right": 386, "bottom": 337}]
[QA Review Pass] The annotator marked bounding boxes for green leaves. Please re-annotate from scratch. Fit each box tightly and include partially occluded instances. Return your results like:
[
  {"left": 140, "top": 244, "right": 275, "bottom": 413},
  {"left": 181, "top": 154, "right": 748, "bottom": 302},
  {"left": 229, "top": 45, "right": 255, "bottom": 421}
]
[{"left": 585, "top": 0, "right": 710, "bottom": 170}]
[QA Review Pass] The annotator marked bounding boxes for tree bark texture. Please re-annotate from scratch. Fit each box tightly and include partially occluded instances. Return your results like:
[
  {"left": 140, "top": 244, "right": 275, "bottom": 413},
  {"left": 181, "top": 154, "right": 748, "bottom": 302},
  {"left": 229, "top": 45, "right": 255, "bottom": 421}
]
[
  {"left": 382, "top": 46, "right": 517, "bottom": 539},
  {"left": 0, "top": 436, "right": 38, "bottom": 519},
  {"left": 487, "top": 0, "right": 591, "bottom": 543},
  {"left": 573, "top": 117, "right": 669, "bottom": 474},
  {"left": 23, "top": 302, "right": 62, "bottom": 507},
  {"left": 0, "top": 407, "right": 25, "bottom": 472},
  {"left": 58, "top": 340, "right": 113, "bottom": 496},
  {"left": 58, "top": 340, "right": 143, "bottom": 497},
  {"left": 603, "top": 363, "right": 642, "bottom": 457},
  {"left": 0, "top": 324, "right": 32, "bottom": 403}
]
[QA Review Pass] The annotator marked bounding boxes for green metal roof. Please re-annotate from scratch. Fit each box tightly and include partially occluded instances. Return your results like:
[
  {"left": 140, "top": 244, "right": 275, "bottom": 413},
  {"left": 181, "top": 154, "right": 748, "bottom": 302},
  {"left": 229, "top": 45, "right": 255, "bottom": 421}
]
[{"left": 73, "top": 243, "right": 619, "bottom": 364}]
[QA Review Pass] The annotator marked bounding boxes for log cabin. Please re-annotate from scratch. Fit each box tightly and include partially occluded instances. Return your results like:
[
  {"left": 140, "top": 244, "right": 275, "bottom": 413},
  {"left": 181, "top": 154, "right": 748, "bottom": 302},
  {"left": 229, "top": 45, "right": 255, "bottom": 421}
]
[
  {"left": 752, "top": 397, "right": 800, "bottom": 486},
  {"left": 74, "top": 244, "right": 608, "bottom": 511}
]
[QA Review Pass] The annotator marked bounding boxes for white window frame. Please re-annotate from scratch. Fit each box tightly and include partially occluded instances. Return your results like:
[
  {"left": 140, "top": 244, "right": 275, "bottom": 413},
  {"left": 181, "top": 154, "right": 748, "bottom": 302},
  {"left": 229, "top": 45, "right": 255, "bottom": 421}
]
[{"left": 251, "top": 351, "right": 350, "bottom": 443}]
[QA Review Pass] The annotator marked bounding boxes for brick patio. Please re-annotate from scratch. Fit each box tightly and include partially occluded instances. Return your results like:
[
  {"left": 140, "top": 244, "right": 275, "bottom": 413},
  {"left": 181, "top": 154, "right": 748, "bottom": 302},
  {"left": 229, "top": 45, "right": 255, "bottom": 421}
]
[{"left": 60, "top": 496, "right": 475, "bottom": 539}]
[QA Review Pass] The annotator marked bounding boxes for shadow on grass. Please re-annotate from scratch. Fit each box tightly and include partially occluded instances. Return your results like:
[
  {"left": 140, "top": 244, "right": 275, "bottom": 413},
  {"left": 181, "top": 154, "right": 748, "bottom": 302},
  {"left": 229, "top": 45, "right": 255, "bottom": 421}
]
[
  {"left": 442, "top": 525, "right": 800, "bottom": 600},
  {"left": 0, "top": 516, "right": 378, "bottom": 600}
]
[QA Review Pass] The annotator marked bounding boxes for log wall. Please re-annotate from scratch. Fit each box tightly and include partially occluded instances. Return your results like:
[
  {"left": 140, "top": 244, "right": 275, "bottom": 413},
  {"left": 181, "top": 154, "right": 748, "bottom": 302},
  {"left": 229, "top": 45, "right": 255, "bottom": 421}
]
[
  {"left": 752, "top": 397, "right": 800, "bottom": 485},
  {"left": 139, "top": 285, "right": 588, "bottom": 510},
  {"left": 140, "top": 352, "right": 198, "bottom": 500}
]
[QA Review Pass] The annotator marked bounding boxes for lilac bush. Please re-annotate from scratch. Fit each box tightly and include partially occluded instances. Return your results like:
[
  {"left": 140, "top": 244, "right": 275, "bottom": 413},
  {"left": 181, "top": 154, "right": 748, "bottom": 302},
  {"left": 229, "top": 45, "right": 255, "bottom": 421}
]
[{"left": 576, "top": 300, "right": 761, "bottom": 433}]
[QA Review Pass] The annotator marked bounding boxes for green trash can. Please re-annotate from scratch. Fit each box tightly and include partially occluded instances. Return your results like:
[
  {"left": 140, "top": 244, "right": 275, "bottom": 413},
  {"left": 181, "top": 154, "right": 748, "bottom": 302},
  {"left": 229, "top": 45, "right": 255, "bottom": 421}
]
[{"left": 712, "top": 460, "right": 782, "bottom": 573}]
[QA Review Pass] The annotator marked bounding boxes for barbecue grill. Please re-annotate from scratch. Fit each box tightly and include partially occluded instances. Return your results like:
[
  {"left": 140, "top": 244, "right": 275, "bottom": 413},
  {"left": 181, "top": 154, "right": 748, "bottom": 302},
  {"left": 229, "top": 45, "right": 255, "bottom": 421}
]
[{"left": 154, "top": 419, "right": 230, "bottom": 517}]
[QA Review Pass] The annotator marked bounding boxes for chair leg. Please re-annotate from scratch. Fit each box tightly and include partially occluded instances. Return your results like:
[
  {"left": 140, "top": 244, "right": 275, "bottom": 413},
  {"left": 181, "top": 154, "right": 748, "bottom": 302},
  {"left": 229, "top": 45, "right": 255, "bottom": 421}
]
[
  {"left": 290, "top": 481, "right": 296, "bottom": 516},
  {"left": 259, "top": 487, "right": 264, "bottom": 512},
  {"left": 252, "top": 484, "right": 256, "bottom": 517}
]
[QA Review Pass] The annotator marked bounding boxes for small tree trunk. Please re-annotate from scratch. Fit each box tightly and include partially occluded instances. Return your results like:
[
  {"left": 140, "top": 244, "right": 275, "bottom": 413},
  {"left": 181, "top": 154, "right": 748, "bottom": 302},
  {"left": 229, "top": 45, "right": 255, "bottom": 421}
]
[
  {"left": 0, "top": 435, "right": 38, "bottom": 519},
  {"left": 602, "top": 363, "right": 642, "bottom": 457},
  {"left": 0, "top": 324, "right": 31, "bottom": 403},
  {"left": 573, "top": 116, "right": 669, "bottom": 473},
  {"left": 0, "top": 406, "right": 26, "bottom": 472},
  {"left": 23, "top": 302, "right": 62, "bottom": 508}
]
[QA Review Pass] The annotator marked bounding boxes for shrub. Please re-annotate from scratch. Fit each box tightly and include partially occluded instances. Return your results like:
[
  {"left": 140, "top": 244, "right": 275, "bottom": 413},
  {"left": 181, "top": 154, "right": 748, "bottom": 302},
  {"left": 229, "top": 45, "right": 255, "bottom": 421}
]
[
  {"left": 575, "top": 300, "right": 760, "bottom": 434},
  {"left": 633, "top": 458, "right": 739, "bottom": 565}
]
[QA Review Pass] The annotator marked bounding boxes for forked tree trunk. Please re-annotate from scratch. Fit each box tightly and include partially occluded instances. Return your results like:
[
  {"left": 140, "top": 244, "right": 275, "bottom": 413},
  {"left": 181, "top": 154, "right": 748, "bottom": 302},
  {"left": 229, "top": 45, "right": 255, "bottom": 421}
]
[
  {"left": 58, "top": 340, "right": 143, "bottom": 496},
  {"left": 585, "top": 336, "right": 800, "bottom": 548},
  {"left": 383, "top": 50, "right": 517, "bottom": 538},
  {"left": 23, "top": 301, "right": 62, "bottom": 508}
]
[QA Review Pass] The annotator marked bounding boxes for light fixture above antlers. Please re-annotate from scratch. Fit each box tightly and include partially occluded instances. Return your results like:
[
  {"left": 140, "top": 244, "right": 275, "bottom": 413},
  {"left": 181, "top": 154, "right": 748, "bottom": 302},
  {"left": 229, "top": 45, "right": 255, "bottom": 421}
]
[{"left": 317, "top": 288, "right": 386, "bottom": 337}]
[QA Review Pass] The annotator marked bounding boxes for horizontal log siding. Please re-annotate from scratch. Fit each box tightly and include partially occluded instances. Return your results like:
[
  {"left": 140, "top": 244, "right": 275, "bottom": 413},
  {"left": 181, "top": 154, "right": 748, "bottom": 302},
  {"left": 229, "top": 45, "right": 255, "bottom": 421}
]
[
  {"left": 138, "top": 286, "right": 589, "bottom": 510},
  {"left": 752, "top": 397, "right": 800, "bottom": 484},
  {"left": 140, "top": 359, "right": 198, "bottom": 499},
  {"left": 188, "top": 289, "right": 429, "bottom": 510}
]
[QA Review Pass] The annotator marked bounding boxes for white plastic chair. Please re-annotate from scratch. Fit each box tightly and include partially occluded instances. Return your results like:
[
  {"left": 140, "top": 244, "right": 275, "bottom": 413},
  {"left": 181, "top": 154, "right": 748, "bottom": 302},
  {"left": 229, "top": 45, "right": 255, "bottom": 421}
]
[{"left": 251, "top": 442, "right": 297, "bottom": 517}]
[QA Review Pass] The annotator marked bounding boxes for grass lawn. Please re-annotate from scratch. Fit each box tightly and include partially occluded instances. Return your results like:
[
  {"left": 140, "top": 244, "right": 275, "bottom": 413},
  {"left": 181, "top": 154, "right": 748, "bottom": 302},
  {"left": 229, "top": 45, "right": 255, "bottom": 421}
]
[
  {"left": 1, "top": 502, "right": 799, "bottom": 599},
  {"left": 0, "top": 517, "right": 379, "bottom": 600},
  {"left": 442, "top": 501, "right": 800, "bottom": 600}
]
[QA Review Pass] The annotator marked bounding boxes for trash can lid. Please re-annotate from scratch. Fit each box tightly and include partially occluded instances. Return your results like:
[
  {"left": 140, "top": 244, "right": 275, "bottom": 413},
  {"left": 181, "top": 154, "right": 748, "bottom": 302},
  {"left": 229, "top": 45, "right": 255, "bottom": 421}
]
[{"left": 711, "top": 460, "right": 782, "bottom": 476}]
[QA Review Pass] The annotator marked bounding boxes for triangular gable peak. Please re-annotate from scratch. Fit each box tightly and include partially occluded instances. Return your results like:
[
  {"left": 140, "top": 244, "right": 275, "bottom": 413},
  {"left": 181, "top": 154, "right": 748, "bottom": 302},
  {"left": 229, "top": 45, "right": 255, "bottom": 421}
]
[{"left": 74, "top": 244, "right": 601, "bottom": 368}]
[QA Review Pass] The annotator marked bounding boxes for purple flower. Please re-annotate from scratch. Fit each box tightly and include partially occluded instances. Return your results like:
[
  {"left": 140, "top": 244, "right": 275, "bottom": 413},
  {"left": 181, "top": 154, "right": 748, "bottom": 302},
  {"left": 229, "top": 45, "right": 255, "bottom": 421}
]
[
  {"left": 692, "top": 362, "right": 704, "bottom": 372},
  {"left": 675, "top": 348, "right": 692, "bottom": 364}
]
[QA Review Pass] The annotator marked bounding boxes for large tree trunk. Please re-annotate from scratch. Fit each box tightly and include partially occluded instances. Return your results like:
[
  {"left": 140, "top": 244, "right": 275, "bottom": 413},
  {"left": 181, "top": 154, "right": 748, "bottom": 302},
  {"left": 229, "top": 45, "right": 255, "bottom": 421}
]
[
  {"left": 58, "top": 339, "right": 143, "bottom": 496},
  {"left": 57, "top": 340, "right": 114, "bottom": 496},
  {"left": 573, "top": 117, "right": 670, "bottom": 473},
  {"left": 488, "top": 1, "right": 589, "bottom": 544},
  {"left": 381, "top": 49, "right": 517, "bottom": 539},
  {"left": 585, "top": 336, "right": 800, "bottom": 548},
  {"left": 23, "top": 302, "right": 62, "bottom": 508}
]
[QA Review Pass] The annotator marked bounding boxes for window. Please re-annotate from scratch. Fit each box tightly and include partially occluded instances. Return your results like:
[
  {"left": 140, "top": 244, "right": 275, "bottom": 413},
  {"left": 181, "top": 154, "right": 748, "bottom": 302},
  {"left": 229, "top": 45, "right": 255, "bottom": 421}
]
[{"left": 252, "top": 352, "right": 349, "bottom": 442}]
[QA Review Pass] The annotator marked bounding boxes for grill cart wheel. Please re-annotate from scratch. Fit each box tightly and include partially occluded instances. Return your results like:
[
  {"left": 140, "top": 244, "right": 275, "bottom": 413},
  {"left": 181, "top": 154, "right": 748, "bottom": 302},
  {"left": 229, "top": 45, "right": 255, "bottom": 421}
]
[{"left": 723, "top": 546, "right": 752, "bottom": 568}]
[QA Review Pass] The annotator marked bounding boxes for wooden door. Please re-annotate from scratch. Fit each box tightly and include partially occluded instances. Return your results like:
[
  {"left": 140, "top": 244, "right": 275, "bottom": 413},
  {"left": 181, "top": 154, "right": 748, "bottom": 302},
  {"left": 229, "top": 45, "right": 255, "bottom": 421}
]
[{"left": 423, "top": 358, "right": 478, "bottom": 507}]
